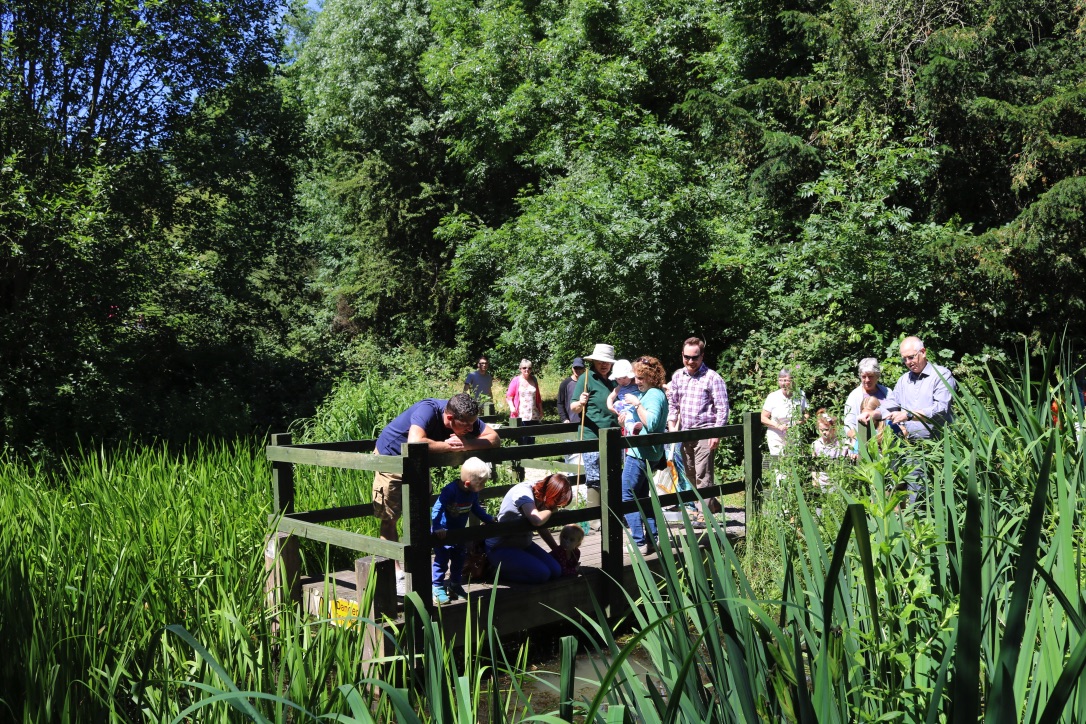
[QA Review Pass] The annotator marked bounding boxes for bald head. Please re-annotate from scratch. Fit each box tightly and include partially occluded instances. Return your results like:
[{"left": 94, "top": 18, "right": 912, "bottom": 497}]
[{"left": 900, "top": 336, "right": 927, "bottom": 374}]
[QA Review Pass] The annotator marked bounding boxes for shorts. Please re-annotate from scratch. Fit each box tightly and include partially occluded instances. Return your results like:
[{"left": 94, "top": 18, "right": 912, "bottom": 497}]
[{"left": 372, "top": 470, "right": 403, "bottom": 521}]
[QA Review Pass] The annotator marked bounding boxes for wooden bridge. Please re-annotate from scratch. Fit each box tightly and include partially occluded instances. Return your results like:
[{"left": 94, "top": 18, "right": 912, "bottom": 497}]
[{"left": 263, "top": 413, "right": 765, "bottom": 653}]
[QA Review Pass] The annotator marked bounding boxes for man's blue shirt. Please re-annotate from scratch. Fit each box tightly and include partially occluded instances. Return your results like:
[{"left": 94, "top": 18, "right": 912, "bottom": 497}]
[
  {"left": 376, "top": 398, "right": 486, "bottom": 456},
  {"left": 881, "top": 362, "right": 956, "bottom": 439}
]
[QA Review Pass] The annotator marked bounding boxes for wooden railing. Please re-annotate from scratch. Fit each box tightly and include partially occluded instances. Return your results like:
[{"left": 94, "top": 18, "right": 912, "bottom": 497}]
[{"left": 266, "top": 411, "right": 764, "bottom": 633}]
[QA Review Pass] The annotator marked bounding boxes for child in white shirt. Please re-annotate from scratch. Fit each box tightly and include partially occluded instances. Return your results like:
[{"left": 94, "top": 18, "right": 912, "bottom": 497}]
[
  {"left": 607, "top": 359, "right": 642, "bottom": 435},
  {"left": 811, "top": 409, "right": 849, "bottom": 491}
]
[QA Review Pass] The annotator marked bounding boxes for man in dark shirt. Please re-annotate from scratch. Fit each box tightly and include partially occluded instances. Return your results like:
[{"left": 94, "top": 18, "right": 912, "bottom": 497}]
[
  {"left": 556, "top": 357, "right": 586, "bottom": 423},
  {"left": 569, "top": 344, "right": 618, "bottom": 515},
  {"left": 463, "top": 356, "right": 494, "bottom": 400},
  {"left": 374, "top": 393, "right": 499, "bottom": 593}
]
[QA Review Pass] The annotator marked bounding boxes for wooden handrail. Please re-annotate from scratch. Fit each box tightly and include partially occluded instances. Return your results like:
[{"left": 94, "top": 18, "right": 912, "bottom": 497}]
[
  {"left": 266, "top": 411, "right": 766, "bottom": 623},
  {"left": 273, "top": 439, "right": 379, "bottom": 452},
  {"left": 267, "top": 444, "right": 404, "bottom": 473},
  {"left": 428, "top": 437, "right": 598, "bottom": 467},
  {"left": 275, "top": 517, "right": 407, "bottom": 559},
  {"left": 494, "top": 421, "right": 580, "bottom": 438}
]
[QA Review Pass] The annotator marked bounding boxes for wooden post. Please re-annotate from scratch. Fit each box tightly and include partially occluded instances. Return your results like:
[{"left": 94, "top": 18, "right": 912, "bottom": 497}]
[
  {"left": 402, "top": 441, "right": 434, "bottom": 619},
  {"left": 264, "top": 531, "right": 301, "bottom": 630},
  {"left": 356, "top": 555, "right": 397, "bottom": 664},
  {"left": 508, "top": 417, "right": 525, "bottom": 481},
  {"left": 599, "top": 427, "right": 625, "bottom": 617},
  {"left": 266, "top": 433, "right": 300, "bottom": 630},
  {"left": 271, "top": 432, "right": 295, "bottom": 515},
  {"left": 743, "top": 412, "right": 764, "bottom": 524}
]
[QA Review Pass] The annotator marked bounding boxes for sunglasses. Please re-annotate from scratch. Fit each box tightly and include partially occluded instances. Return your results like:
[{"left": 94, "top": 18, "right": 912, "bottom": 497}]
[{"left": 682, "top": 354, "right": 701, "bottom": 361}]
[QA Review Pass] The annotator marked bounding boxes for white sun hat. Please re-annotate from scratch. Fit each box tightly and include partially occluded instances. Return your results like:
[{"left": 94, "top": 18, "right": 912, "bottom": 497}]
[
  {"left": 609, "top": 359, "right": 634, "bottom": 380},
  {"left": 584, "top": 343, "right": 617, "bottom": 363}
]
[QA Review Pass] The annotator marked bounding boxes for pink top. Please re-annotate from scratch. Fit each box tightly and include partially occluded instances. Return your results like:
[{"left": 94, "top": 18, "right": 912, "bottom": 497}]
[
  {"left": 506, "top": 375, "right": 543, "bottom": 420},
  {"left": 550, "top": 547, "right": 580, "bottom": 576}
]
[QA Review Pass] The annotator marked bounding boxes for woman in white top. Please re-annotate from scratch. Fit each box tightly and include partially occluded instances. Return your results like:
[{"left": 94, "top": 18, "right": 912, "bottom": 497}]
[
  {"left": 842, "top": 358, "right": 889, "bottom": 441},
  {"left": 506, "top": 358, "right": 543, "bottom": 444},
  {"left": 761, "top": 368, "right": 809, "bottom": 458}
]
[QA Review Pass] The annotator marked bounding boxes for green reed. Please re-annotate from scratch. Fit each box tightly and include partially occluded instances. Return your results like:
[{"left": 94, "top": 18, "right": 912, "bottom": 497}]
[
  {"left": 552, "top": 347, "right": 1086, "bottom": 721},
  {"left": 6, "top": 350, "right": 1086, "bottom": 721}
]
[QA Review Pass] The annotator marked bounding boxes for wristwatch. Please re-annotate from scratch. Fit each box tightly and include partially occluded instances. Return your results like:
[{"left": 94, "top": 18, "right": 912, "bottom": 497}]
[{"left": 906, "top": 411, "right": 914, "bottom": 421}]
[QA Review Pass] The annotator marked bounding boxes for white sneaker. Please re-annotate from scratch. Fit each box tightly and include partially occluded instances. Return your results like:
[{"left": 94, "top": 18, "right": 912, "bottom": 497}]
[{"left": 395, "top": 570, "right": 406, "bottom": 597}]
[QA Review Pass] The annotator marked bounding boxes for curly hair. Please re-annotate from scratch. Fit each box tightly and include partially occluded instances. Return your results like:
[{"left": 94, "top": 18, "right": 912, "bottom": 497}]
[
  {"left": 632, "top": 355, "right": 665, "bottom": 390},
  {"left": 446, "top": 393, "right": 480, "bottom": 421},
  {"left": 532, "top": 473, "right": 573, "bottom": 510}
]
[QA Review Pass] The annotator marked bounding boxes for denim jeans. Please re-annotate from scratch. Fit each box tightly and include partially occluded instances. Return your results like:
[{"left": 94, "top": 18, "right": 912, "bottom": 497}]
[
  {"left": 487, "top": 542, "right": 562, "bottom": 584},
  {"left": 432, "top": 543, "right": 465, "bottom": 586},
  {"left": 621, "top": 453, "right": 658, "bottom": 547},
  {"left": 582, "top": 450, "right": 601, "bottom": 489},
  {"left": 513, "top": 418, "right": 540, "bottom": 445}
]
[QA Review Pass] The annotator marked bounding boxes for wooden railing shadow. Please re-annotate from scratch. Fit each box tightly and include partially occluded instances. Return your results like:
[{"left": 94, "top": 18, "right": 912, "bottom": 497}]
[{"left": 264, "top": 411, "right": 765, "bottom": 657}]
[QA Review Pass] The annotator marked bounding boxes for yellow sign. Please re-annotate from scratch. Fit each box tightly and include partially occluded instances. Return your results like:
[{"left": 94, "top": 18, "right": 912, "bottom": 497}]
[{"left": 323, "top": 596, "right": 361, "bottom": 628}]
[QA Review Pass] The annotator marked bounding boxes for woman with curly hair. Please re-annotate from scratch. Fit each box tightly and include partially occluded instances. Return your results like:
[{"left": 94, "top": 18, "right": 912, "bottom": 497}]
[
  {"left": 618, "top": 356, "right": 669, "bottom": 555},
  {"left": 486, "top": 473, "right": 573, "bottom": 583}
]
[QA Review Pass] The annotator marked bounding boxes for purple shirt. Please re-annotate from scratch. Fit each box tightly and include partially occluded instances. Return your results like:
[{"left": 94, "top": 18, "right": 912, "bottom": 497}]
[
  {"left": 667, "top": 364, "right": 730, "bottom": 430},
  {"left": 880, "top": 362, "right": 956, "bottom": 439}
]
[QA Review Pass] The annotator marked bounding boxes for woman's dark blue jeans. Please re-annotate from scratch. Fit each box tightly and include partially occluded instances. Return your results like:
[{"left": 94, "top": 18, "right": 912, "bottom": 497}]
[{"left": 621, "top": 453, "right": 658, "bottom": 548}]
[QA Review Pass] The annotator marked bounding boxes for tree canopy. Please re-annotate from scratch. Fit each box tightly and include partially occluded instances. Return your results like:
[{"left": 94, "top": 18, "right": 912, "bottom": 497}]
[
  {"left": 294, "top": 0, "right": 1086, "bottom": 392},
  {"left": 3, "top": 0, "right": 1085, "bottom": 449}
]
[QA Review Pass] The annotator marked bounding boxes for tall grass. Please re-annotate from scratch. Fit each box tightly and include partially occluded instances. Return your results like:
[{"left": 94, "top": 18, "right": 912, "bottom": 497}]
[
  {"left": 6, "top": 352, "right": 1086, "bottom": 721},
  {"left": 0, "top": 441, "right": 268, "bottom": 719},
  {"left": 0, "top": 441, "right": 407, "bottom": 721}
]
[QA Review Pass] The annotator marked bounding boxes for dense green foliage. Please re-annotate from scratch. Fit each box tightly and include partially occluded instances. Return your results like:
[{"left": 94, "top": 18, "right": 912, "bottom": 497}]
[
  {"left": 0, "top": 0, "right": 315, "bottom": 452},
  {"left": 295, "top": 0, "right": 1086, "bottom": 393}
]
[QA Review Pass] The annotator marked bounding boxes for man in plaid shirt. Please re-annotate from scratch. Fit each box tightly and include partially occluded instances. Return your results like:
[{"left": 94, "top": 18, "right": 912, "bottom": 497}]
[{"left": 667, "top": 337, "right": 730, "bottom": 514}]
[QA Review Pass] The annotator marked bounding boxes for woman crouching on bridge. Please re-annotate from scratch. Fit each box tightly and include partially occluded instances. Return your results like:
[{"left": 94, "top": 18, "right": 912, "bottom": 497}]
[
  {"left": 619, "top": 356, "right": 669, "bottom": 556},
  {"left": 486, "top": 474, "right": 573, "bottom": 584}
]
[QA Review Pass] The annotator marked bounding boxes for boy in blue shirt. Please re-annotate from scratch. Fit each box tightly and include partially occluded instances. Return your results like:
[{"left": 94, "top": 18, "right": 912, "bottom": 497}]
[{"left": 432, "top": 457, "right": 495, "bottom": 604}]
